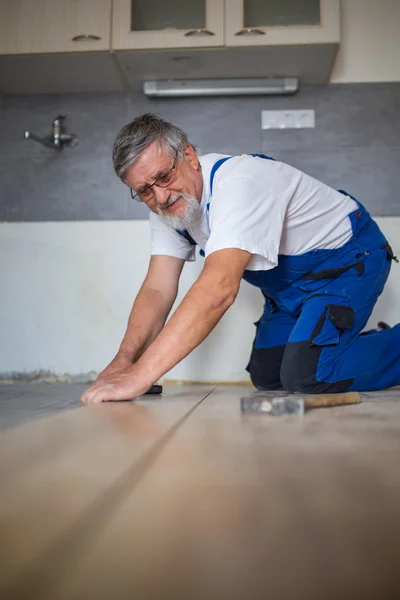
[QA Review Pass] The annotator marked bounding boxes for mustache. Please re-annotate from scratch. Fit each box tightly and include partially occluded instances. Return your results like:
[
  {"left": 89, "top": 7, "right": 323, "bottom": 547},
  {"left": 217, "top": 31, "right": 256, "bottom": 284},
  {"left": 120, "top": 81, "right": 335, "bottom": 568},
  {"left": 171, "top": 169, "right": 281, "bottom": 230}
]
[{"left": 158, "top": 193, "right": 184, "bottom": 211}]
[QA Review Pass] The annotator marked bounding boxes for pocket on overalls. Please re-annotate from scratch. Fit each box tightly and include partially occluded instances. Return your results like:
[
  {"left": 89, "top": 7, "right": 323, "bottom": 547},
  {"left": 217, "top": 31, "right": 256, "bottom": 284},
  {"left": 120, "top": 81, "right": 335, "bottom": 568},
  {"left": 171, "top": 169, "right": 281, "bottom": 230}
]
[
  {"left": 312, "top": 305, "right": 355, "bottom": 347},
  {"left": 365, "top": 245, "right": 393, "bottom": 302},
  {"left": 292, "top": 260, "right": 365, "bottom": 295}
]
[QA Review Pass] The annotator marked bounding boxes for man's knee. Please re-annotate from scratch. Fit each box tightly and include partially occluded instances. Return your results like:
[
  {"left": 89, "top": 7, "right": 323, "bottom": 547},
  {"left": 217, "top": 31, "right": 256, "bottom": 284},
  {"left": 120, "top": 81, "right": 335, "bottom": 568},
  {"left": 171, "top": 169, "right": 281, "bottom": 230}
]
[
  {"left": 247, "top": 346, "right": 285, "bottom": 391},
  {"left": 280, "top": 342, "right": 316, "bottom": 393},
  {"left": 280, "top": 342, "right": 352, "bottom": 394}
]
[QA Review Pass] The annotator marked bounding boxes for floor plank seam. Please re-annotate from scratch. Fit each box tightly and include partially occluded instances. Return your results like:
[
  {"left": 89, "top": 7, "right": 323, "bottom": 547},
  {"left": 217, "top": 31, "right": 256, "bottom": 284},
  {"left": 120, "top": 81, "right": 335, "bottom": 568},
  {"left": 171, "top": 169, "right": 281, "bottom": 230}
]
[{"left": 3, "top": 387, "right": 217, "bottom": 600}]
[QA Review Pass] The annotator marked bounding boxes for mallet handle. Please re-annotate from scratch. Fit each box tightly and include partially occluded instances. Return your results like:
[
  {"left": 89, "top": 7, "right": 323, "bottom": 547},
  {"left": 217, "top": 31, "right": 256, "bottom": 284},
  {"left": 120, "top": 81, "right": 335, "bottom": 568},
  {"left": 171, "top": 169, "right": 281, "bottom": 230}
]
[{"left": 302, "top": 391, "right": 360, "bottom": 409}]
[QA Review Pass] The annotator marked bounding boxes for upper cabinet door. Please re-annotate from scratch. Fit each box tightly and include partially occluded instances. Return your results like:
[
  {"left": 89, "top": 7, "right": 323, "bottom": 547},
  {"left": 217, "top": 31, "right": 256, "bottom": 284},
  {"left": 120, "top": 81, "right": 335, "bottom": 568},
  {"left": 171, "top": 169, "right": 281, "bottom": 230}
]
[
  {"left": 225, "top": 0, "right": 340, "bottom": 46},
  {"left": 112, "top": 0, "right": 224, "bottom": 50},
  {"left": 0, "top": 0, "right": 111, "bottom": 55}
]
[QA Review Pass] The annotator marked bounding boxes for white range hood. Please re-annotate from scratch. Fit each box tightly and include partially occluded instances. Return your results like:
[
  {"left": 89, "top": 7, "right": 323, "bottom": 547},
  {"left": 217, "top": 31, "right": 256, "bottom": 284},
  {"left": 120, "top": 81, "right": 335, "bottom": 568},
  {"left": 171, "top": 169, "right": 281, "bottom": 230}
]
[{"left": 143, "top": 77, "right": 299, "bottom": 98}]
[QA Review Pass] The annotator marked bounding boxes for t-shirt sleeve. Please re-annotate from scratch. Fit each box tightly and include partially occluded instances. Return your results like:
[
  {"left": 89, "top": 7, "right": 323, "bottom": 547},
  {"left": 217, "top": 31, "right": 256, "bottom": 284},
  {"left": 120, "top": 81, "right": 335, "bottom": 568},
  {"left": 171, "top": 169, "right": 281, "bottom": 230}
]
[
  {"left": 205, "top": 176, "right": 287, "bottom": 270},
  {"left": 149, "top": 212, "right": 196, "bottom": 261}
]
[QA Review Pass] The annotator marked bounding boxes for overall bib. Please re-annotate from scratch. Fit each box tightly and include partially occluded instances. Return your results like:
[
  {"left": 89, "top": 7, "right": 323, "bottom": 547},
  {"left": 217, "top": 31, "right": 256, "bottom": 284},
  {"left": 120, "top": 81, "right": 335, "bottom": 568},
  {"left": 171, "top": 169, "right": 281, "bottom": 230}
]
[{"left": 207, "top": 155, "right": 400, "bottom": 393}]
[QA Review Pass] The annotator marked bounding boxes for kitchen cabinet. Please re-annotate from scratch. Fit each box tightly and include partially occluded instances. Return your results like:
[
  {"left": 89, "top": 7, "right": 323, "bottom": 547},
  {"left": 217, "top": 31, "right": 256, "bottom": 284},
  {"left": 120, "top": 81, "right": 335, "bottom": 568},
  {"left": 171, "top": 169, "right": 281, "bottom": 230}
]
[
  {"left": 0, "top": 0, "right": 111, "bottom": 55},
  {"left": 0, "top": 0, "right": 341, "bottom": 93},
  {"left": 225, "top": 0, "right": 340, "bottom": 46},
  {"left": 114, "top": 0, "right": 340, "bottom": 90},
  {"left": 112, "top": 0, "right": 224, "bottom": 50}
]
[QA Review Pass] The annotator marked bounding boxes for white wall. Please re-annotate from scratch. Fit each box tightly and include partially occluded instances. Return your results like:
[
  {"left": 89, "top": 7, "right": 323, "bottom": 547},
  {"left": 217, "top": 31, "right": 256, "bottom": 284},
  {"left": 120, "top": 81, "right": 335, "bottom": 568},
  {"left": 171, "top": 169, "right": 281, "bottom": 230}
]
[
  {"left": 330, "top": 0, "right": 400, "bottom": 83},
  {"left": 0, "top": 221, "right": 262, "bottom": 380},
  {"left": 1, "top": 218, "right": 399, "bottom": 380}
]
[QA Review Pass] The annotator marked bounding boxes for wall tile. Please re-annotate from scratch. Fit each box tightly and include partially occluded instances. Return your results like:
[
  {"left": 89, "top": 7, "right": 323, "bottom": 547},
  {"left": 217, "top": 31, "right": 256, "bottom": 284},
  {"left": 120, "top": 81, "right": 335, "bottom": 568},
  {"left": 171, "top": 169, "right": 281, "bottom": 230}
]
[
  {"left": 126, "top": 198, "right": 153, "bottom": 220},
  {"left": 141, "top": 95, "right": 264, "bottom": 154},
  {"left": 0, "top": 153, "right": 129, "bottom": 221},
  {"left": 261, "top": 83, "right": 400, "bottom": 151},
  {"left": 0, "top": 92, "right": 131, "bottom": 159},
  {"left": 0, "top": 83, "right": 399, "bottom": 220}
]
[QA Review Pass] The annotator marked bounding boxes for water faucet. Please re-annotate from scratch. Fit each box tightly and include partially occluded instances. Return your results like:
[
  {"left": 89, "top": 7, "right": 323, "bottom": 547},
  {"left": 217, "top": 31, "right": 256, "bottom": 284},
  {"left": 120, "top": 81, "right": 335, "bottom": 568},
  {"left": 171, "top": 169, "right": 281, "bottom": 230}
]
[{"left": 24, "top": 114, "right": 79, "bottom": 150}]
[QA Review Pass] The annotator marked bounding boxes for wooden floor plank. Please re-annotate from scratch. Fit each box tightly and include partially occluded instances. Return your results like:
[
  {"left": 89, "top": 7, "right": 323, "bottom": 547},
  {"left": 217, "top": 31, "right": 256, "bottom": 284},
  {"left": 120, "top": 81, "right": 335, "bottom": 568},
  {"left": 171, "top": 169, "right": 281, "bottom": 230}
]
[
  {"left": 0, "top": 383, "right": 85, "bottom": 430},
  {"left": 44, "top": 386, "right": 400, "bottom": 600},
  {"left": 0, "top": 385, "right": 214, "bottom": 597}
]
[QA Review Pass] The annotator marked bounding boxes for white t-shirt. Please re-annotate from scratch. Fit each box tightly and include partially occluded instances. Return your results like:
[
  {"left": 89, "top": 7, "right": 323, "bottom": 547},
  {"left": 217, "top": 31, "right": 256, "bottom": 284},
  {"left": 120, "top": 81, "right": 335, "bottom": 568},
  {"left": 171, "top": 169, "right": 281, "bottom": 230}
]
[{"left": 150, "top": 153, "right": 358, "bottom": 272}]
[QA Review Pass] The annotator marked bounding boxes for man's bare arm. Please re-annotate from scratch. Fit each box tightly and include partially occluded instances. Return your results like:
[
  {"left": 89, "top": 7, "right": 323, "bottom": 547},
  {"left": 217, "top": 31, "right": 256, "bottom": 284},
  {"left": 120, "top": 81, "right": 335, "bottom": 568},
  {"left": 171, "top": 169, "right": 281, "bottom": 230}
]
[
  {"left": 97, "top": 254, "right": 185, "bottom": 380},
  {"left": 82, "top": 248, "right": 252, "bottom": 403},
  {"left": 136, "top": 248, "right": 252, "bottom": 381}
]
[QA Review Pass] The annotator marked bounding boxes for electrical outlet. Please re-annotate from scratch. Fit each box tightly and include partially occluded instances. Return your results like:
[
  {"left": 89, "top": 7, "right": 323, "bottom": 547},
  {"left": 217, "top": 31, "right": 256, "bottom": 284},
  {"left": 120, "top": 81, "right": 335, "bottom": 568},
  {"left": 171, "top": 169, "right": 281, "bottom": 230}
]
[{"left": 261, "top": 110, "right": 315, "bottom": 130}]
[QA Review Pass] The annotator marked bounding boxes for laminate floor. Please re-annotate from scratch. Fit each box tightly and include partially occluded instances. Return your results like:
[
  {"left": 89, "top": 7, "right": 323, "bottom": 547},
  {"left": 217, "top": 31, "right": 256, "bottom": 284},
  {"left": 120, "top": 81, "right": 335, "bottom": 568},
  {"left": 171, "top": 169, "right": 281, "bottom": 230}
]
[
  {"left": 0, "top": 383, "right": 85, "bottom": 429},
  {"left": 1, "top": 384, "right": 400, "bottom": 600}
]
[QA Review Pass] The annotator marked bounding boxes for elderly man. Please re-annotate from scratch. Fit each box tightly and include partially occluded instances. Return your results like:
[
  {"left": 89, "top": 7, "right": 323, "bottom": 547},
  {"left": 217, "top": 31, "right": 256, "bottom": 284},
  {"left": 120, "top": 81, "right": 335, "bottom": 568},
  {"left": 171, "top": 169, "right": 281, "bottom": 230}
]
[{"left": 81, "top": 113, "right": 399, "bottom": 404}]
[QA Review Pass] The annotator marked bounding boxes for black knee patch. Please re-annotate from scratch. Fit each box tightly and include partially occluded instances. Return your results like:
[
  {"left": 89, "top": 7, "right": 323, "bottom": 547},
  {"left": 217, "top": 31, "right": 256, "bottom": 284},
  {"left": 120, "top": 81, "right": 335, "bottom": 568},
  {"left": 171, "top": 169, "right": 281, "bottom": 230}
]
[
  {"left": 246, "top": 345, "right": 286, "bottom": 391},
  {"left": 280, "top": 342, "right": 353, "bottom": 393},
  {"left": 280, "top": 306, "right": 355, "bottom": 394}
]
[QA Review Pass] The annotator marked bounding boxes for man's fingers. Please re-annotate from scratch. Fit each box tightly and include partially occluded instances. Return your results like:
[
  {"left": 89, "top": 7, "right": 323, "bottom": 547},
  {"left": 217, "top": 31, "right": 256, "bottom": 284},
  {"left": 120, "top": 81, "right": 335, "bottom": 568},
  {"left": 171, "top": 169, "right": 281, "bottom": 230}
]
[
  {"left": 81, "top": 383, "right": 115, "bottom": 405},
  {"left": 88, "top": 389, "right": 112, "bottom": 404},
  {"left": 81, "top": 383, "right": 135, "bottom": 404},
  {"left": 80, "top": 384, "right": 97, "bottom": 404},
  {"left": 80, "top": 373, "right": 144, "bottom": 404}
]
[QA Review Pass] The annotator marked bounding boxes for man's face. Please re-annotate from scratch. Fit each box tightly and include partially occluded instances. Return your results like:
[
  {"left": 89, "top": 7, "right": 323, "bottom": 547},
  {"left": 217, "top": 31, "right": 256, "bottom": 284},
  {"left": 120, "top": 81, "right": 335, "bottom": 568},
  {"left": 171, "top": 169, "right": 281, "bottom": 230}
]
[{"left": 124, "top": 141, "right": 203, "bottom": 229}]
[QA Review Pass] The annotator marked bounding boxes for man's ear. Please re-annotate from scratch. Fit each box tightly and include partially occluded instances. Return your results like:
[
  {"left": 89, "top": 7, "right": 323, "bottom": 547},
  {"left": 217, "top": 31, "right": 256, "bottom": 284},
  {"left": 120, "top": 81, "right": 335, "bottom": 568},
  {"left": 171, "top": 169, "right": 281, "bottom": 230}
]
[{"left": 183, "top": 144, "right": 200, "bottom": 170}]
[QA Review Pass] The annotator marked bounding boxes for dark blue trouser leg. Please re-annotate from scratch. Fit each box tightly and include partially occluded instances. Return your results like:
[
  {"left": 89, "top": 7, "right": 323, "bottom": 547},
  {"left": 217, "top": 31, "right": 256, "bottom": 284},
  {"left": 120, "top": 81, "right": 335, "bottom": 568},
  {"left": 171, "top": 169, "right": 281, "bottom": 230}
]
[
  {"left": 280, "top": 245, "right": 400, "bottom": 393},
  {"left": 246, "top": 300, "right": 297, "bottom": 390}
]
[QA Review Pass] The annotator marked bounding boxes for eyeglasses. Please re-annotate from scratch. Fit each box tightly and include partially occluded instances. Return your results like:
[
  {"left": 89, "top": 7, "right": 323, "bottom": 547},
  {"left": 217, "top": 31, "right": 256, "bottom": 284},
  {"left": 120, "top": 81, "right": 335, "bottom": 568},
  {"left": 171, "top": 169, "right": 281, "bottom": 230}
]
[{"left": 130, "top": 153, "right": 178, "bottom": 202}]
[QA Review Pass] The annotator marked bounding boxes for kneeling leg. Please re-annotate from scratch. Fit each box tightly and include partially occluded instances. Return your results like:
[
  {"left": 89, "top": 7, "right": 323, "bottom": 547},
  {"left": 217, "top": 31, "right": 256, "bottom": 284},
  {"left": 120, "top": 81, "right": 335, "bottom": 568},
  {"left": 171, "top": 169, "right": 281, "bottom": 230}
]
[
  {"left": 247, "top": 304, "right": 297, "bottom": 391},
  {"left": 281, "top": 296, "right": 400, "bottom": 394}
]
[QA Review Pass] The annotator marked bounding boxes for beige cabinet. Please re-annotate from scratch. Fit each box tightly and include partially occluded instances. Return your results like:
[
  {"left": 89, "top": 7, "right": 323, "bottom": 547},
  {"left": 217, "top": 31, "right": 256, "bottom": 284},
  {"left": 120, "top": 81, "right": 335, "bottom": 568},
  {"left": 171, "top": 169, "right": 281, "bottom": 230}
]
[
  {"left": 0, "top": 0, "right": 111, "bottom": 55},
  {"left": 112, "top": 0, "right": 224, "bottom": 50},
  {"left": 225, "top": 0, "right": 340, "bottom": 46}
]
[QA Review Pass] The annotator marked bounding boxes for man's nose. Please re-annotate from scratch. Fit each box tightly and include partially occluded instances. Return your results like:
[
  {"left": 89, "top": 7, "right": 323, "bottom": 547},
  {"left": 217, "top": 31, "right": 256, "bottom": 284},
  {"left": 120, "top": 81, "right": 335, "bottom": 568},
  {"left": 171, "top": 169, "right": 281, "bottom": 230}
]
[{"left": 153, "top": 186, "right": 171, "bottom": 205}]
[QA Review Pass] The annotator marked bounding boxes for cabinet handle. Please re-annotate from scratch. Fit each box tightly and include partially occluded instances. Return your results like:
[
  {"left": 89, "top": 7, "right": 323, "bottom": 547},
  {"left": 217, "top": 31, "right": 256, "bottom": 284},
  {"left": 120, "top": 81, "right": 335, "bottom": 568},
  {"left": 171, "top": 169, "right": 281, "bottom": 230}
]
[
  {"left": 184, "top": 28, "right": 215, "bottom": 37},
  {"left": 235, "top": 28, "right": 266, "bottom": 36},
  {"left": 71, "top": 34, "right": 101, "bottom": 42}
]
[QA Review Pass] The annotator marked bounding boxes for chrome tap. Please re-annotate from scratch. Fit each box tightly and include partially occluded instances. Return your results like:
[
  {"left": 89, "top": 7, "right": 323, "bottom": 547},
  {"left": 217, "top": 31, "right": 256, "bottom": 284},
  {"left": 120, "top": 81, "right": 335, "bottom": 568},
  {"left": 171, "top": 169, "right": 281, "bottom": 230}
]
[{"left": 24, "top": 114, "right": 79, "bottom": 150}]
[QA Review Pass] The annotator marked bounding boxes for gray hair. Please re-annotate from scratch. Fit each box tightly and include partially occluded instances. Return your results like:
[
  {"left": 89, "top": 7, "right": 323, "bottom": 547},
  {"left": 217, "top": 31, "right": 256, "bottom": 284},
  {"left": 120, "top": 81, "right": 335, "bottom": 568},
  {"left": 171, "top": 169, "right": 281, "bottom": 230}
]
[{"left": 112, "top": 113, "right": 193, "bottom": 181}]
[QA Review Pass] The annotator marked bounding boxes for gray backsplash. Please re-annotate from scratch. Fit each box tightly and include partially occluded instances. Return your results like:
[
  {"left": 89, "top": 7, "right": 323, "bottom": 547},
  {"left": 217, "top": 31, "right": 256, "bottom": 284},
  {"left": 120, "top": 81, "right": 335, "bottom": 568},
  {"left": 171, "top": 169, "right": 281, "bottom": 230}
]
[{"left": 0, "top": 82, "right": 399, "bottom": 221}]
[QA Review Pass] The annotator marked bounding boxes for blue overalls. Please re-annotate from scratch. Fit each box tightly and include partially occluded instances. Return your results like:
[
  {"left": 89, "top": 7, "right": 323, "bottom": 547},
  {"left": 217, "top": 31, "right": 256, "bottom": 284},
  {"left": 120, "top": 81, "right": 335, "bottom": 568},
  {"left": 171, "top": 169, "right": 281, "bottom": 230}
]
[{"left": 182, "top": 155, "right": 400, "bottom": 393}]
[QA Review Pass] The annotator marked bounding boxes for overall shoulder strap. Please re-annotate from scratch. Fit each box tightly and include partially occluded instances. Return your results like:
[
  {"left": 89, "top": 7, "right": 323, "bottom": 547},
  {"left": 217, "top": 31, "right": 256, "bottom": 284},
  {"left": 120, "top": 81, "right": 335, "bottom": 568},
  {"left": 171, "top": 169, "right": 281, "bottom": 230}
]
[
  {"left": 210, "top": 157, "right": 232, "bottom": 195},
  {"left": 209, "top": 153, "right": 275, "bottom": 196},
  {"left": 175, "top": 229, "right": 197, "bottom": 245},
  {"left": 249, "top": 153, "right": 276, "bottom": 161},
  {"left": 176, "top": 153, "right": 276, "bottom": 255}
]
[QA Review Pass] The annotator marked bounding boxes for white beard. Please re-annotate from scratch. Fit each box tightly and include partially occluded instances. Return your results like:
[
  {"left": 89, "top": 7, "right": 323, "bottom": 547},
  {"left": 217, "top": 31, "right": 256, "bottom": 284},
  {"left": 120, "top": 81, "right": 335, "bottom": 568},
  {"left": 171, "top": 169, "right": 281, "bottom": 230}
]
[{"left": 158, "top": 193, "right": 202, "bottom": 230}]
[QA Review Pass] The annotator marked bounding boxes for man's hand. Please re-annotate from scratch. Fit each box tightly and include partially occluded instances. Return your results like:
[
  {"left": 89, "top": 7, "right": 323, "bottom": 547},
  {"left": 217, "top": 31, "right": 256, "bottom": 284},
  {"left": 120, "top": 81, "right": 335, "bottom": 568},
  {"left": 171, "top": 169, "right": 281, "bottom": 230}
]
[
  {"left": 81, "top": 366, "right": 151, "bottom": 405},
  {"left": 82, "top": 249, "right": 251, "bottom": 406},
  {"left": 96, "top": 353, "right": 133, "bottom": 383}
]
